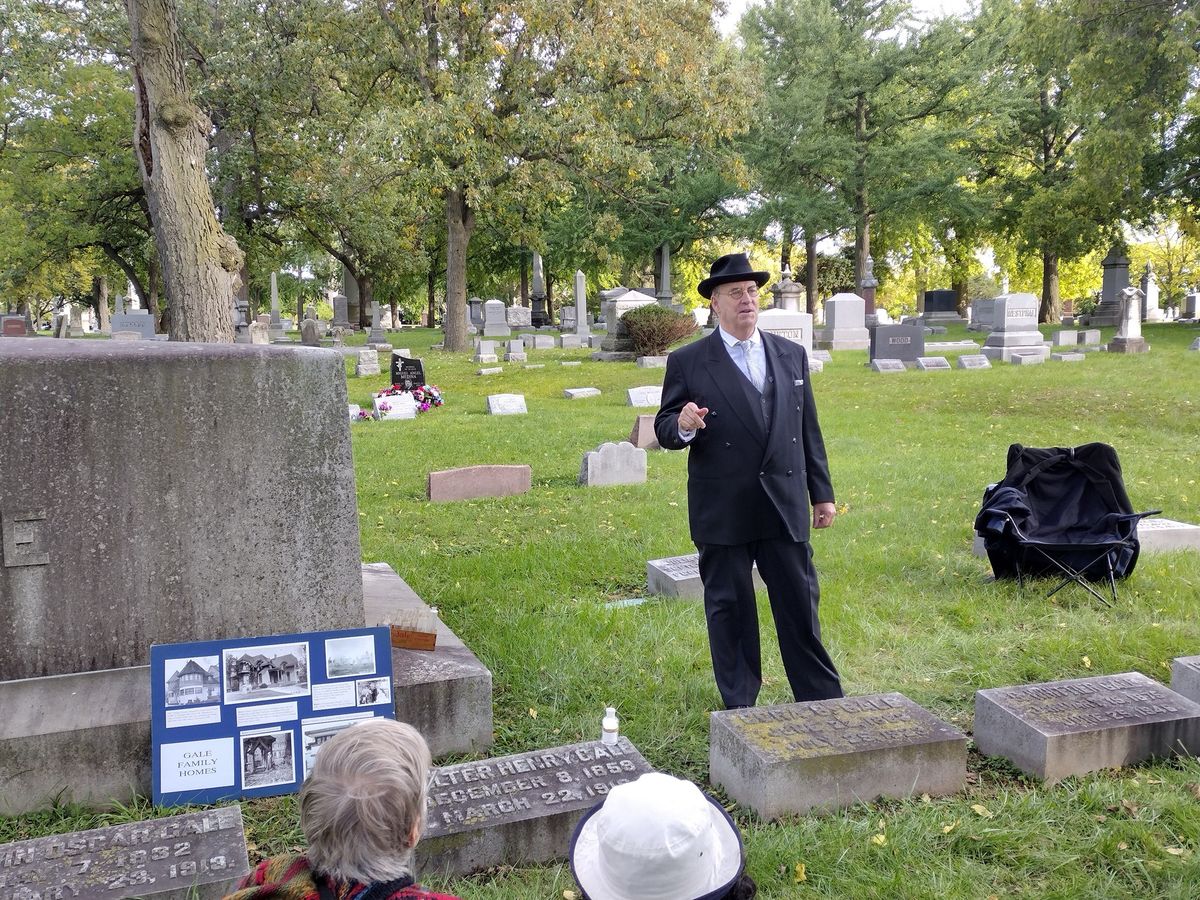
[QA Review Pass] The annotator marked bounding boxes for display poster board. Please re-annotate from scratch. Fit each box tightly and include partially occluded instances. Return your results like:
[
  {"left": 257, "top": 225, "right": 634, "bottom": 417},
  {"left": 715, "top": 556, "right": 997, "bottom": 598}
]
[{"left": 151, "top": 627, "right": 394, "bottom": 807}]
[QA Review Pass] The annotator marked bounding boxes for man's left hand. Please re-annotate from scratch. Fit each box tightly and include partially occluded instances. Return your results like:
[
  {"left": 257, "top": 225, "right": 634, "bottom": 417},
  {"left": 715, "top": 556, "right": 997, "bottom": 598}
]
[{"left": 812, "top": 502, "right": 836, "bottom": 529}]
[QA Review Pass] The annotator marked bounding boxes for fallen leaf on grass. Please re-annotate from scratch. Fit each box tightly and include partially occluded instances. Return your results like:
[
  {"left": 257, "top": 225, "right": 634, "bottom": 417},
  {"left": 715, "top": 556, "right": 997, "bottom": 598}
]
[
  {"left": 1118, "top": 842, "right": 1128, "bottom": 851},
  {"left": 1121, "top": 799, "right": 1139, "bottom": 817},
  {"left": 1082, "top": 656, "right": 1092, "bottom": 669},
  {"left": 528, "top": 707, "right": 538, "bottom": 719},
  {"left": 1165, "top": 847, "right": 1191, "bottom": 857},
  {"left": 1147, "top": 778, "right": 1162, "bottom": 785},
  {"left": 871, "top": 833, "right": 887, "bottom": 846},
  {"left": 942, "top": 819, "right": 960, "bottom": 833},
  {"left": 564, "top": 891, "right": 579, "bottom": 900},
  {"left": 1188, "top": 783, "right": 1200, "bottom": 801},
  {"left": 794, "top": 863, "right": 807, "bottom": 883},
  {"left": 971, "top": 804, "right": 994, "bottom": 819},
  {"left": 1095, "top": 814, "right": 1107, "bottom": 823},
  {"left": 921, "top": 793, "right": 931, "bottom": 804}
]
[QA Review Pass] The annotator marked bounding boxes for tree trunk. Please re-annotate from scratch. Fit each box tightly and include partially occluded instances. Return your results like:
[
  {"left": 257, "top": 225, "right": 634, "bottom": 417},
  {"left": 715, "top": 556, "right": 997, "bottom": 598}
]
[
  {"left": 426, "top": 269, "right": 437, "bottom": 327},
  {"left": 854, "top": 93, "right": 870, "bottom": 293},
  {"left": 781, "top": 223, "right": 796, "bottom": 273},
  {"left": 444, "top": 186, "right": 474, "bottom": 352},
  {"left": 127, "top": 0, "right": 243, "bottom": 342},
  {"left": 147, "top": 254, "right": 161, "bottom": 329},
  {"left": 1041, "top": 249, "right": 1060, "bottom": 323},
  {"left": 520, "top": 251, "right": 528, "bottom": 305},
  {"left": 390, "top": 299, "right": 398, "bottom": 330},
  {"left": 805, "top": 232, "right": 818, "bottom": 315},
  {"left": 359, "top": 272, "right": 374, "bottom": 329},
  {"left": 93, "top": 276, "right": 110, "bottom": 333}
]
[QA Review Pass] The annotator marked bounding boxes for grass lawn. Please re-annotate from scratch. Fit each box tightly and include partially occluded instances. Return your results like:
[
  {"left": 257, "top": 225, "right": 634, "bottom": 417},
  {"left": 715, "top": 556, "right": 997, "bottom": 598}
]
[{"left": 4, "top": 320, "right": 1200, "bottom": 898}]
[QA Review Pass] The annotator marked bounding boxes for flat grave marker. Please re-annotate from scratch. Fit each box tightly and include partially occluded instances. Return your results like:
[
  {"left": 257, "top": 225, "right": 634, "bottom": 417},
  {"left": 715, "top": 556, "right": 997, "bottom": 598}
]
[
  {"left": 1134, "top": 517, "right": 1200, "bottom": 553},
  {"left": 710, "top": 695, "right": 966, "bottom": 819},
  {"left": 417, "top": 738, "right": 653, "bottom": 877},
  {"left": 427, "top": 465, "right": 532, "bottom": 503},
  {"left": 1051, "top": 352, "right": 1085, "bottom": 362},
  {"left": 477, "top": 367, "right": 503, "bottom": 376},
  {"left": 957, "top": 354, "right": 991, "bottom": 369},
  {"left": 627, "top": 385, "right": 662, "bottom": 408},
  {"left": 564, "top": 387, "right": 601, "bottom": 399},
  {"left": 647, "top": 553, "right": 762, "bottom": 600},
  {"left": 373, "top": 392, "right": 417, "bottom": 420},
  {"left": 636, "top": 356, "right": 667, "bottom": 368},
  {"left": 486, "top": 393, "right": 528, "bottom": 416},
  {"left": 0, "top": 807, "right": 249, "bottom": 900},
  {"left": 869, "top": 359, "right": 905, "bottom": 374},
  {"left": 974, "top": 672, "right": 1200, "bottom": 782},
  {"left": 915, "top": 356, "right": 950, "bottom": 371},
  {"left": 811, "top": 349, "right": 833, "bottom": 363}
]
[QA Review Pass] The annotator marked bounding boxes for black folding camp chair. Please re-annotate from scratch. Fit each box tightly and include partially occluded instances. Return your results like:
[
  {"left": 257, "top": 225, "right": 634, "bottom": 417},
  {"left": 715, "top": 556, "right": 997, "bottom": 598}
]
[{"left": 974, "top": 443, "right": 1160, "bottom": 604}]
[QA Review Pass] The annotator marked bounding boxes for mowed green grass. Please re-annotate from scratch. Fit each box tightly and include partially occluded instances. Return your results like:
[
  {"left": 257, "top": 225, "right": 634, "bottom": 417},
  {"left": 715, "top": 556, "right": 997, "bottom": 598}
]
[{"left": 5, "top": 321, "right": 1200, "bottom": 898}]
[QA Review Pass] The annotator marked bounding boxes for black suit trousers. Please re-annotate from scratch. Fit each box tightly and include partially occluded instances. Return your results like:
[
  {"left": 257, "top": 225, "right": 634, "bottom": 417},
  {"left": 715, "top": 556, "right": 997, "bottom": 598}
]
[{"left": 697, "top": 537, "right": 843, "bottom": 709}]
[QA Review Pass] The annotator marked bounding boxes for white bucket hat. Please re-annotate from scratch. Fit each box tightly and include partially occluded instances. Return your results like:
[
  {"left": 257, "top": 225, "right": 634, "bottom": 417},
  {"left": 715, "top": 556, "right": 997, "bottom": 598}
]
[{"left": 569, "top": 772, "right": 744, "bottom": 900}]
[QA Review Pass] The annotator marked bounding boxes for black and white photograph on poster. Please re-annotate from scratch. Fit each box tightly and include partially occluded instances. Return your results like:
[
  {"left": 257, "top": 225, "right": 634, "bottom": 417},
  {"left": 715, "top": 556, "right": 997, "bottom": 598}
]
[
  {"left": 164, "top": 655, "right": 221, "bottom": 707},
  {"left": 240, "top": 728, "right": 296, "bottom": 789},
  {"left": 356, "top": 677, "right": 392, "bottom": 707},
  {"left": 300, "top": 713, "right": 373, "bottom": 778},
  {"left": 325, "top": 635, "right": 376, "bottom": 678},
  {"left": 222, "top": 641, "right": 310, "bottom": 705}
]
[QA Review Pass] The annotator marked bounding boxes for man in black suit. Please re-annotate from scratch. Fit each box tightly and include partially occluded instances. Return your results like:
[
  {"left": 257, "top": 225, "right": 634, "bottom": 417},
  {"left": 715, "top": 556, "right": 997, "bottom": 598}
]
[{"left": 654, "top": 253, "right": 843, "bottom": 709}]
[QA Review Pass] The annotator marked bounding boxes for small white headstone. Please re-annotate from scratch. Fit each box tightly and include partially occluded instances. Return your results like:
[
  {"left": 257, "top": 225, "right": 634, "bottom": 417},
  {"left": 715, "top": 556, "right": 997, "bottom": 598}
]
[
  {"left": 627, "top": 386, "right": 663, "bottom": 407},
  {"left": 579, "top": 441, "right": 647, "bottom": 487},
  {"left": 487, "top": 393, "right": 528, "bottom": 416},
  {"left": 564, "top": 387, "right": 601, "bottom": 399},
  {"left": 373, "top": 392, "right": 417, "bottom": 420}
]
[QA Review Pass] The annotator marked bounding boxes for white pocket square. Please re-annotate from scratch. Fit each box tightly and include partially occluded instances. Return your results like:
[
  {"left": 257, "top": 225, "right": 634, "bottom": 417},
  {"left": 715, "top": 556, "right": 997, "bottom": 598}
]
[{"left": 793, "top": 378, "right": 804, "bottom": 386}]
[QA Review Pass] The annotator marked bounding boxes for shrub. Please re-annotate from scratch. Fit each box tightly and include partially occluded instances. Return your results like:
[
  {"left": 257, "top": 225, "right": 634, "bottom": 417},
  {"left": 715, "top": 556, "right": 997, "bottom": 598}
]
[{"left": 621, "top": 304, "right": 698, "bottom": 356}]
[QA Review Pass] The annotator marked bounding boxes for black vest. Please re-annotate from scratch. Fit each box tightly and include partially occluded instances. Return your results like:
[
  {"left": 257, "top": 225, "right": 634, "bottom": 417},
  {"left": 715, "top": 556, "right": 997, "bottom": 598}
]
[{"left": 732, "top": 343, "right": 775, "bottom": 435}]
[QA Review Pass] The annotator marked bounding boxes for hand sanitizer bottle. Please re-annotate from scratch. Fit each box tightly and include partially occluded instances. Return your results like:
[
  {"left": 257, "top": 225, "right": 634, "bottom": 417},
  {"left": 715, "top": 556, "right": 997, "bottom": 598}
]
[{"left": 601, "top": 706, "right": 619, "bottom": 745}]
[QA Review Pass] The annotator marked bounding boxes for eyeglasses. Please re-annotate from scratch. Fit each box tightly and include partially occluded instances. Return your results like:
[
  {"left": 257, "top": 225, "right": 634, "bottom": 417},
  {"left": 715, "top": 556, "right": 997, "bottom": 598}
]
[{"left": 718, "top": 286, "right": 760, "bottom": 302}]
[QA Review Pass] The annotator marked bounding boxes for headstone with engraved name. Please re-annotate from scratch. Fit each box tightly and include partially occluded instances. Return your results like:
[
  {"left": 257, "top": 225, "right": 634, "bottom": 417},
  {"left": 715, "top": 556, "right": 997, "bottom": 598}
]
[
  {"left": 1136, "top": 517, "right": 1200, "bottom": 553},
  {"left": 1, "top": 315, "right": 28, "bottom": 336},
  {"left": 417, "top": 738, "right": 654, "bottom": 877},
  {"left": 710, "top": 695, "right": 966, "bottom": 819},
  {"left": 869, "top": 358, "right": 905, "bottom": 374},
  {"left": 646, "top": 553, "right": 763, "bottom": 600},
  {"left": 627, "top": 386, "right": 662, "bottom": 408},
  {"left": 757, "top": 309, "right": 813, "bottom": 355},
  {"left": 354, "top": 347, "right": 381, "bottom": 377},
  {"left": 981, "top": 293, "right": 1046, "bottom": 363},
  {"left": 0, "top": 806, "right": 249, "bottom": 900},
  {"left": 869, "top": 324, "right": 924, "bottom": 365},
  {"left": 505, "top": 305, "right": 532, "bottom": 328},
  {"left": 373, "top": 392, "right": 417, "bottom": 420},
  {"left": 579, "top": 441, "right": 646, "bottom": 486},
  {"left": 391, "top": 355, "right": 425, "bottom": 389},
  {"left": 922, "top": 289, "right": 963, "bottom": 324},
  {"left": 1090, "top": 246, "right": 1129, "bottom": 326},
  {"left": 815, "top": 293, "right": 870, "bottom": 350},
  {"left": 1107, "top": 287, "right": 1150, "bottom": 354},
  {"left": 487, "top": 394, "right": 528, "bottom": 416},
  {"left": 916, "top": 356, "right": 951, "bottom": 371},
  {"left": 483, "top": 299, "right": 511, "bottom": 338},
  {"left": 111, "top": 311, "right": 156, "bottom": 340},
  {"left": 956, "top": 354, "right": 991, "bottom": 369},
  {"left": 504, "top": 339, "right": 527, "bottom": 362},
  {"left": 472, "top": 340, "right": 498, "bottom": 364},
  {"left": 974, "top": 672, "right": 1200, "bottom": 782}
]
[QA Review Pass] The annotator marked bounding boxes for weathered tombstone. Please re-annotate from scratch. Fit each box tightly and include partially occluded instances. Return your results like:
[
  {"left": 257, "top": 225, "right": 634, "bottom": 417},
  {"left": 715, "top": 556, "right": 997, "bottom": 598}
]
[
  {"left": 355, "top": 347, "right": 381, "bottom": 377},
  {"left": 487, "top": 393, "right": 528, "bottom": 416},
  {"left": 342, "top": 267, "right": 360, "bottom": 326},
  {"left": 709, "top": 696, "right": 966, "bottom": 819},
  {"left": 869, "top": 323, "right": 924, "bottom": 365},
  {"left": 1008, "top": 350, "right": 1045, "bottom": 365},
  {"left": 477, "top": 366, "right": 503, "bottom": 376},
  {"left": 483, "top": 299, "right": 512, "bottom": 338},
  {"left": 467, "top": 297, "right": 485, "bottom": 329},
  {"left": 579, "top": 441, "right": 647, "bottom": 486},
  {"left": 427, "top": 465, "right": 532, "bottom": 502},
  {"left": 1052, "top": 330, "right": 1079, "bottom": 346},
  {"left": 1135, "top": 517, "right": 1200, "bottom": 552},
  {"left": 529, "top": 334, "right": 555, "bottom": 350},
  {"left": 391, "top": 354, "right": 425, "bottom": 389},
  {"left": 331, "top": 293, "right": 351, "bottom": 329},
  {"left": 1171, "top": 656, "right": 1200, "bottom": 705},
  {"left": 373, "top": 391, "right": 417, "bottom": 420},
  {"left": 529, "top": 253, "right": 549, "bottom": 327},
  {"left": 915, "top": 356, "right": 951, "bottom": 371},
  {"left": 968, "top": 297, "right": 997, "bottom": 332},
  {"left": 1050, "top": 351, "right": 1085, "bottom": 362},
  {"left": 473, "top": 340, "right": 498, "bottom": 363},
  {"left": 956, "top": 354, "right": 991, "bottom": 369},
  {"left": 1079, "top": 329, "right": 1102, "bottom": 347},
  {"left": 348, "top": 403, "right": 362, "bottom": 420},
  {"left": 869, "top": 359, "right": 905, "bottom": 374},
  {"left": 558, "top": 334, "right": 582, "bottom": 349},
  {"left": 627, "top": 385, "right": 663, "bottom": 408},
  {"left": 811, "top": 349, "right": 833, "bottom": 363},
  {"left": 646, "top": 553, "right": 762, "bottom": 600},
  {"left": 417, "top": 738, "right": 654, "bottom": 877},
  {"left": 981, "top": 293, "right": 1047, "bottom": 363},
  {"left": 1184, "top": 292, "right": 1199, "bottom": 319},
  {"left": 300, "top": 317, "right": 321, "bottom": 346},
  {"left": 1106, "top": 286, "right": 1150, "bottom": 354},
  {"left": 757, "top": 309, "right": 813, "bottom": 355},
  {"left": 816, "top": 293, "right": 870, "bottom": 350},
  {"left": 596, "top": 289, "right": 657, "bottom": 360},
  {"left": 974, "top": 672, "right": 1200, "bottom": 782},
  {"left": 1090, "top": 246, "right": 1130, "bottom": 326},
  {"left": 628, "top": 414, "right": 660, "bottom": 450},
  {"left": 636, "top": 356, "right": 667, "bottom": 368},
  {"left": 564, "top": 387, "right": 601, "bottom": 399},
  {"left": 366, "top": 301, "right": 388, "bottom": 344},
  {"left": 504, "top": 339, "right": 527, "bottom": 362},
  {"left": 921, "top": 289, "right": 963, "bottom": 324},
  {"left": 0, "top": 342, "right": 364, "bottom": 813},
  {"left": 769, "top": 267, "right": 803, "bottom": 312},
  {"left": 0, "top": 806, "right": 249, "bottom": 900},
  {"left": 111, "top": 310, "right": 157, "bottom": 340},
  {"left": 505, "top": 305, "right": 532, "bottom": 328},
  {"left": 1190, "top": 337, "right": 1200, "bottom": 352},
  {"left": 1, "top": 315, "right": 28, "bottom": 336}
]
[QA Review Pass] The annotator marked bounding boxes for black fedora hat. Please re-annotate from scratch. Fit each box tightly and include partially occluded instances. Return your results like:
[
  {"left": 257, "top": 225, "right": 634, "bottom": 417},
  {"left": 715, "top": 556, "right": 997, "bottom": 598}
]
[{"left": 697, "top": 253, "right": 770, "bottom": 300}]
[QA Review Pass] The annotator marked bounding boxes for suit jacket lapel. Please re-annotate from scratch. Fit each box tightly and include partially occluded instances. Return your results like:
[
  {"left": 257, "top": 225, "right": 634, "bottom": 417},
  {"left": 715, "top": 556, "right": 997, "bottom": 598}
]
[{"left": 704, "top": 330, "right": 767, "bottom": 447}]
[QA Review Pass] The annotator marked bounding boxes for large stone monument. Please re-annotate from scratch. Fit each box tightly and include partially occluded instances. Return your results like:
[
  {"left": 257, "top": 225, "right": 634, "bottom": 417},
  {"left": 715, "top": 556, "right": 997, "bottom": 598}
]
[
  {"left": 0, "top": 340, "right": 365, "bottom": 813},
  {"left": 1106, "top": 286, "right": 1150, "bottom": 354},
  {"left": 594, "top": 289, "right": 657, "bottom": 361},
  {"left": 869, "top": 323, "right": 925, "bottom": 366},
  {"left": 1141, "top": 263, "right": 1164, "bottom": 322},
  {"left": 573, "top": 269, "right": 591, "bottom": 340},
  {"left": 269, "top": 272, "right": 285, "bottom": 341},
  {"left": 530, "top": 252, "right": 549, "bottom": 327},
  {"left": 922, "top": 289, "right": 964, "bottom": 325},
  {"left": 331, "top": 292, "right": 351, "bottom": 329},
  {"left": 1089, "top": 246, "right": 1130, "bottom": 326},
  {"left": 483, "top": 298, "right": 512, "bottom": 338},
  {"left": 769, "top": 266, "right": 803, "bottom": 313},
  {"left": 366, "top": 300, "right": 388, "bottom": 344},
  {"left": 342, "top": 266, "right": 361, "bottom": 327},
  {"left": 981, "top": 293, "right": 1047, "bottom": 363},
  {"left": 815, "top": 293, "right": 870, "bottom": 351},
  {"left": 757, "top": 308, "right": 813, "bottom": 355}
]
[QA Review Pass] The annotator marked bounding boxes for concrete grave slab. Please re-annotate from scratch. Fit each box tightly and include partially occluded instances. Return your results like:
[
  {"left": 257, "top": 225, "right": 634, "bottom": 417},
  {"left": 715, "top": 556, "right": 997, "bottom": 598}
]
[
  {"left": 636, "top": 356, "right": 667, "bottom": 368},
  {"left": 363, "top": 563, "right": 493, "bottom": 756},
  {"left": 1051, "top": 352, "right": 1086, "bottom": 362},
  {"left": 974, "top": 672, "right": 1200, "bottom": 782},
  {"left": 487, "top": 393, "right": 528, "bottom": 416},
  {"left": 807, "top": 357, "right": 824, "bottom": 373},
  {"left": 628, "top": 415, "right": 660, "bottom": 450},
  {"left": 0, "top": 806, "right": 249, "bottom": 900},
  {"left": 957, "top": 354, "right": 991, "bottom": 369},
  {"left": 477, "top": 366, "right": 503, "bottom": 376},
  {"left": 646, "top": 553, "right": 762, "bottom": 600},
  {"left": 417, "top": 738, "right": 653, "bottom": 877},
  {"left": 1136, "top": 517, "right": 1200, "bottom": 552},
  {"left": 523, "top": 364, "right": 545, "bottom": 370},
  {"left": 1171, "top": 656, "right": 1200, "bottom": 706},
  {"left": 579, "top": 441, "right": 646, "bottom": 486},
  {"left": 1008, "top": 350, "right": 1046, "bottom": 365},
  {"left": 564, "top": 387, "right": 601, "bottom": 399},
  {"left": 811, "top": 349, "right": 833, "bottom": 363},
  {"left": 710, "top": 695, "right": 966, "bottom": 819},
  {"left": 427, "top": 465, "right": 533, "bottom": 503},
  {"left": 560, "top": 360, "right": 582, "bottom": 366},
  {"left": 925, "top": 341, "right": 981, "bottom": 352},
  {"left": 627, "top": 385, "right": 663, "bottom": 407}
]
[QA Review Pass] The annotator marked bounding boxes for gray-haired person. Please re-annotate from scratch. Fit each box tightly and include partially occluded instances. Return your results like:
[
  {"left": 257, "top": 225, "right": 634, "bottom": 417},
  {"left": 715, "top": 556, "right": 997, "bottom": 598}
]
[{"left": 224, "top": 718, "right": 461, "bottom": 900}]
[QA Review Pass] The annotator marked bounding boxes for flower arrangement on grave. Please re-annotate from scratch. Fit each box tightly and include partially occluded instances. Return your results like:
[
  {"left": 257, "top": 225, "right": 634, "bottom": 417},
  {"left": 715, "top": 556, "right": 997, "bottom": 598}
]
[{"left": 372, "top": 383, "right": 444, "bottom": 414}]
